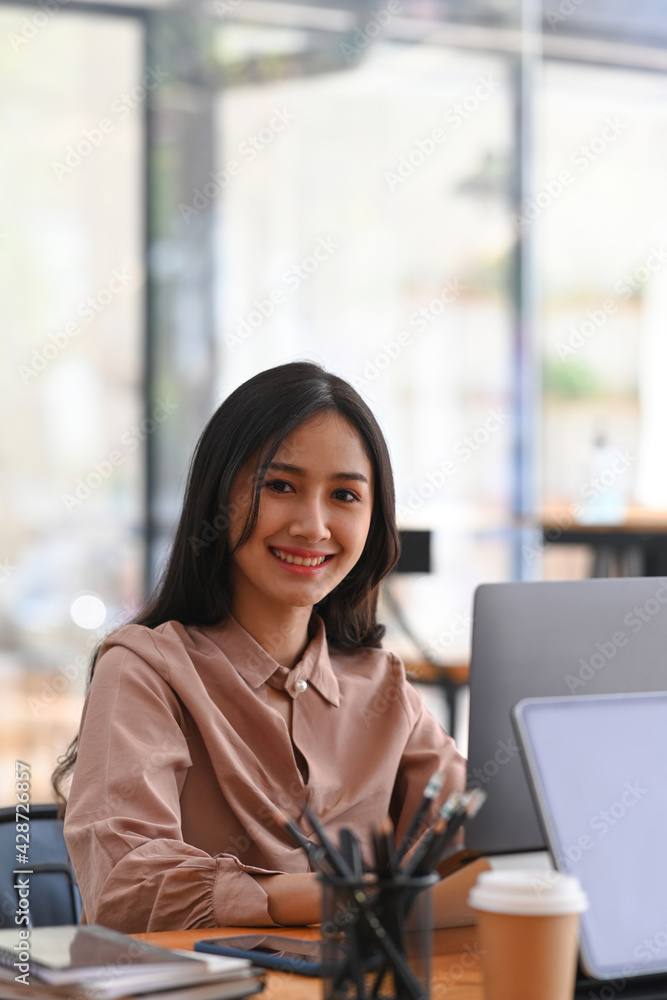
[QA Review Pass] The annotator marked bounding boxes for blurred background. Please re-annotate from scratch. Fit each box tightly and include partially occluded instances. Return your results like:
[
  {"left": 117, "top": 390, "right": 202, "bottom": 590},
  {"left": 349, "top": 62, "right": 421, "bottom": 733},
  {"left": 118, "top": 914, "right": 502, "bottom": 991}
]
[{"left": 3, "top": 0, "right": 667, "bottom": 803}]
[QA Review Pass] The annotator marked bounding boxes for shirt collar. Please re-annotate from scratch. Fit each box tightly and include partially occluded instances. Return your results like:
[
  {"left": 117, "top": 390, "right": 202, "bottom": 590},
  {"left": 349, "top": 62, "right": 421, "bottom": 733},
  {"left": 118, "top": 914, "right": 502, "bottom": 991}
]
[{"left": 203, "top": 613, "right": 340, "bottom": 707}]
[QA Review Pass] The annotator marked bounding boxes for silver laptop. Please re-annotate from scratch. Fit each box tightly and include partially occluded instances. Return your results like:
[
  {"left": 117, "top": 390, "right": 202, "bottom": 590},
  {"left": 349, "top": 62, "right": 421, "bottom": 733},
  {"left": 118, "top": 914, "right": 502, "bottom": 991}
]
[{"left": 465, "top": 578, "right": 667, "bottom": 855}]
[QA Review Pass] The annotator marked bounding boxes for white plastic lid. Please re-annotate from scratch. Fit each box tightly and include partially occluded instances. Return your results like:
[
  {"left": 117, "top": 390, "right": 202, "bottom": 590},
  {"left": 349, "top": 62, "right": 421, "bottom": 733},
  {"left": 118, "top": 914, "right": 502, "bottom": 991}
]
[{"left": 468, "top": 869, "right": 588, "bottom": 916}]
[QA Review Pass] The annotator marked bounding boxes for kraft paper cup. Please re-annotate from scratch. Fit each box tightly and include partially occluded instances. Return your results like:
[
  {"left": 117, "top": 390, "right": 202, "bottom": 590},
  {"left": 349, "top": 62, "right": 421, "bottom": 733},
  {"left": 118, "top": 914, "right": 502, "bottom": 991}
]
[{"left": 468, "top": 870, "right": 588, "bottom": 1000}]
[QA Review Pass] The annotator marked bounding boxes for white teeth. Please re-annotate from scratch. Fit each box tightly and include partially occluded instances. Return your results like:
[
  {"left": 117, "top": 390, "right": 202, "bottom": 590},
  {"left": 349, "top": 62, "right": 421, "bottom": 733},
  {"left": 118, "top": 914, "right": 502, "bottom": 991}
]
[{"left": 272, "top": 548, "right": 327, "bottom": 567}]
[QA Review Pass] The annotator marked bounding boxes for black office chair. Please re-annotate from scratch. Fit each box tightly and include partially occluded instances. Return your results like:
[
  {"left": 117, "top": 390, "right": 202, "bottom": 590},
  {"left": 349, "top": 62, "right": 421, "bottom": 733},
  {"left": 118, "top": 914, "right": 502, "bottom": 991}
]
[{"left": 0, "top": 803, "right": 82, "bottom": 928}]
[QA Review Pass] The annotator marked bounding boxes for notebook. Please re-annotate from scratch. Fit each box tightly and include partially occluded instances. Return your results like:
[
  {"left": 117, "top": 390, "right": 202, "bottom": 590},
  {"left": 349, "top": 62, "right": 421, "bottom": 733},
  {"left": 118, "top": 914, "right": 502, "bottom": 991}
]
[{"left": 0, "top": 924, "right": 258, "bottom": 999}]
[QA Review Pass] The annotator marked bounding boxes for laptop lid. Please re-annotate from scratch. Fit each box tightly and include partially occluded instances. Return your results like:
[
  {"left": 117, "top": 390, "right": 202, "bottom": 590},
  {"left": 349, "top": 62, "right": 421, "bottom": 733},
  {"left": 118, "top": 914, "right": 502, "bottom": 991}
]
[
  {"left": 465, "top": 578, "right": 667, "bottom": 854},
  {"left": 512, "top": 692, "right": 667, "bottom": 982}
]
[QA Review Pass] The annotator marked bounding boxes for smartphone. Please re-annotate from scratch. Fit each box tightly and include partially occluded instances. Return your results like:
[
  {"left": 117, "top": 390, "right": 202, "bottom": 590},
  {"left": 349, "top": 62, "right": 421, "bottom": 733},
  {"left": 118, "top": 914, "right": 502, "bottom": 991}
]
[{"left": 194, "top": 935, "right": 340, "bottom": 976}]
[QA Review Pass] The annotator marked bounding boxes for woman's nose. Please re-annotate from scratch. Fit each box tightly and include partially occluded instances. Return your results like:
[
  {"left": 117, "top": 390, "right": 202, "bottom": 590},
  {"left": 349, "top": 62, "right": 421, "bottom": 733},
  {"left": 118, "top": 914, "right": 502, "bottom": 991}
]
[{"left": 288, "top": 498, "right": 331, "bottom": 542}]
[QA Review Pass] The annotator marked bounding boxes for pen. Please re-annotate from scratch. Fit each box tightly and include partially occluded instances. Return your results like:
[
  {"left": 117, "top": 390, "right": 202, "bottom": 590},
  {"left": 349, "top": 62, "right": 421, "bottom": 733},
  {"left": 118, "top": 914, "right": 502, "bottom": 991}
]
[
  {"left": 397, "top": 769, "right": 444, "bottom": 861},
  {"left": 302, "top": 803, "right": 354, "bottom": 879},
  {"left": 415, "top": 789, "right": 487, "bottom": 875},
  {"left": 339, "top": 828, "right": 364, "bottom": 878},
  {"left": 400, "top": 791, "right": 462, "bottom": 878},
  {"left": 338, "top": 829, "right": 367, "bottom": 1000},
  {"left": 372, "top": 816, "right": 398, "bottom": 878},
  {"left": 272, "top": 808, "right": 336, "bottom": 876}
]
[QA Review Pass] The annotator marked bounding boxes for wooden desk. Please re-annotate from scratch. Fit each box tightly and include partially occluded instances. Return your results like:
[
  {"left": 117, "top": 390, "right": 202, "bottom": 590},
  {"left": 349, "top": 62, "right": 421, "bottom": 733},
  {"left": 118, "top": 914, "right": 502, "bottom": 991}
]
[{"left": 136, "top": 924, "right": 485, "bottom": 1000}]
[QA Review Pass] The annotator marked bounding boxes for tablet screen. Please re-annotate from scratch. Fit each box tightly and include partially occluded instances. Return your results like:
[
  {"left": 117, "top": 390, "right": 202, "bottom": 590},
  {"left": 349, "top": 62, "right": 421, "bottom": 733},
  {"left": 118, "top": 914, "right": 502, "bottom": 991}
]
[{"left": 513, "top": 692, "right": 667, "bottom": 981}]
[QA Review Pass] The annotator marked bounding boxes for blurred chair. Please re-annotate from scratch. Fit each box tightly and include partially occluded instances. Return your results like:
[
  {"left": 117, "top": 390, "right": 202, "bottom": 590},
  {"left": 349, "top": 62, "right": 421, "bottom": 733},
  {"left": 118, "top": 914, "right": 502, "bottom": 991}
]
[{"left": 0, "top": 804, "right": 81, "bottom": 928}]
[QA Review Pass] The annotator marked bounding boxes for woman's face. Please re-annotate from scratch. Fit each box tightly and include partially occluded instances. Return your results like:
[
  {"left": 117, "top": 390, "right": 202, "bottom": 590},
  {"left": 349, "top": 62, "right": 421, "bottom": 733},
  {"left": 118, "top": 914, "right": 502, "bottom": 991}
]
[{"left": 228, "top": 411, "right": 374, "bottom": 622}]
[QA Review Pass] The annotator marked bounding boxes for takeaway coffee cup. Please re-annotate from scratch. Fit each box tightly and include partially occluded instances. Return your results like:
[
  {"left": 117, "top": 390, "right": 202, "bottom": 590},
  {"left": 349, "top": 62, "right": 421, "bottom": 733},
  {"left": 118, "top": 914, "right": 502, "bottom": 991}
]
[{"left": 468, "top": 869, "right": 588, "bottom": 1000}]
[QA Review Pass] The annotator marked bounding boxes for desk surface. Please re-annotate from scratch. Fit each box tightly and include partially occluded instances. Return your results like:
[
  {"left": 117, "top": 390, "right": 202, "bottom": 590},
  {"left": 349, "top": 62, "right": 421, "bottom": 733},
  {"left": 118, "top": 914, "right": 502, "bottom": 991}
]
[{"left": 135, "top": 925, "right": 485, "bottom": 1000}]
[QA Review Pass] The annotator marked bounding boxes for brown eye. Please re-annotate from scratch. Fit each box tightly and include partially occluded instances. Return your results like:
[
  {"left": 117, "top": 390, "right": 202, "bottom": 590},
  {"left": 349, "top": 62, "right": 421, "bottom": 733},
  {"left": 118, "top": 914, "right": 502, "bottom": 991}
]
[
  {"left": 333, "top": 488, "right": 361, "bottom": 503},
  {"left": 264, "top": 479, "right": 294, "bottom": 494}
]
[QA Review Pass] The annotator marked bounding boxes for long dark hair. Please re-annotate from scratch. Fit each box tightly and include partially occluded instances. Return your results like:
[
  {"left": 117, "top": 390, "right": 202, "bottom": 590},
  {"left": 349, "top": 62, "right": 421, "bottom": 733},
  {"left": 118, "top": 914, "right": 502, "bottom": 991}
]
[{"left": 52, "top": 361, "right": 400, "bottom": 803}]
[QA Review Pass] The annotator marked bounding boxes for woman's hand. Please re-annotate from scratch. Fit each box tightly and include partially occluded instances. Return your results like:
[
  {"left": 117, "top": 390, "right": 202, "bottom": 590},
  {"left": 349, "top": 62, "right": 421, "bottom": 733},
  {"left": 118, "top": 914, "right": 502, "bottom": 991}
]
[{"left": 253, "top": 872, "right": 321, "bottom": 925}]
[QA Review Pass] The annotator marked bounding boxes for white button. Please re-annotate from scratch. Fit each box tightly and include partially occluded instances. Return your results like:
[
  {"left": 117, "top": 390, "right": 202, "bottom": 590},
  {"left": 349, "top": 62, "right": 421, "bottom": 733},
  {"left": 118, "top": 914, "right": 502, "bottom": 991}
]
[{"left": 294, "top": 679, "right": 308, "bottom": 694}]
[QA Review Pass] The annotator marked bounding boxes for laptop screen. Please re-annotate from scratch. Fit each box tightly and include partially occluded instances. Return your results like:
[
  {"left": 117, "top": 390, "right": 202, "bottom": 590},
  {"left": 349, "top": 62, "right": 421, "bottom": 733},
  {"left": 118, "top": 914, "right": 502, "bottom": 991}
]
[{"left": 513, "top": 692, "right": 667, "bottom": 981}]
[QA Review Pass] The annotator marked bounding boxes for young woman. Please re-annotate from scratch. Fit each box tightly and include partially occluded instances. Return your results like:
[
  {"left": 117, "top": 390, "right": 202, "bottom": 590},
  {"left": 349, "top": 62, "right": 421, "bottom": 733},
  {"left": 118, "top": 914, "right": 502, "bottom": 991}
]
[{"left": 56, "top": 361, "right": 465, "bottom": 933}]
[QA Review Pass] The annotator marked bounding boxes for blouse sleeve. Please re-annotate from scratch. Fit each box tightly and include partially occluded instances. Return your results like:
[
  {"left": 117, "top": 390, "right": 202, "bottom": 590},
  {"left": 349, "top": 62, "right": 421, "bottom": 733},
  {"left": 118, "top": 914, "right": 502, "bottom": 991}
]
[
  {"left": 389, "top": 656, "right": 467, "bottom": 846},
  {"left": 64, "top": 640, "right": 280, "bottom": 932}
]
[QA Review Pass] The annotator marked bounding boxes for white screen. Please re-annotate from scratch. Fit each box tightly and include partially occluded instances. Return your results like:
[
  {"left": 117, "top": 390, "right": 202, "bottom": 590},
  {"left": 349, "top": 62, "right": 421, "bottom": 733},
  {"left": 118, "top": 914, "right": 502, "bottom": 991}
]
[{"left": 518, "top": 693, "right": 667, "bottom": 980}]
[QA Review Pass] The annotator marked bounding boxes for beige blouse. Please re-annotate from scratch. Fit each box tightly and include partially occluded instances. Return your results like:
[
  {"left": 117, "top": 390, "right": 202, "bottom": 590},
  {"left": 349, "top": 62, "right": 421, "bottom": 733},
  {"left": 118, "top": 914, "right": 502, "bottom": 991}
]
[{"left": 64, "top": 614, "right": 465, "bottom": 932}]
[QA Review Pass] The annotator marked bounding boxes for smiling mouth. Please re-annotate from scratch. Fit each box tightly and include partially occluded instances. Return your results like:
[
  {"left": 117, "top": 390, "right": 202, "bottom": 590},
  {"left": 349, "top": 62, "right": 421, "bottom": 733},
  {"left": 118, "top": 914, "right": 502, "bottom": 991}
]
[{"left": 270, "top": 547, "right": 334, "bottom": 567}]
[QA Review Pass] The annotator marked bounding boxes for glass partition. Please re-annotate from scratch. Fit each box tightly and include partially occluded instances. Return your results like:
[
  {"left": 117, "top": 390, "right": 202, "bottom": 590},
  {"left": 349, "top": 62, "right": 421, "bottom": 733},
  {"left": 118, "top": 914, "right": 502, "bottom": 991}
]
[
  {"left": 0, "top": 7, "right": 144, "bottom": 803},
  {"left": 539, "top": 60, "right": 667, "bottom": 576},
  {"left": 212, "top": 25, "right": 516, "bottom": 666}
]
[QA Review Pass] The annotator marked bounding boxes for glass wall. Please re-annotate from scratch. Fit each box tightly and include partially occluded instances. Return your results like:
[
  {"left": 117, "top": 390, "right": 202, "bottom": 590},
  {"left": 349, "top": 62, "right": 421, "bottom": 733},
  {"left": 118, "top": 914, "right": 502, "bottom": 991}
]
[
  {"left": 0, "top": 7, "right": 144, "bottom": 803},
  {"left": 539, "top": 60, "right": 667, "bottom": 576},
  {"left": 5, "top": 0, "right": 667, "bottom": 799},
  {"left": 212, "top": 24, "right": 516, "bottom": 666}
]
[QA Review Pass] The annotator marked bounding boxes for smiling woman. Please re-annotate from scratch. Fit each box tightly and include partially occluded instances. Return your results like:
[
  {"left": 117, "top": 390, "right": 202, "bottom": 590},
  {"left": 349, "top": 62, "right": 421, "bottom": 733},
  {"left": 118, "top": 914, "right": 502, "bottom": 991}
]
[
  {"left": 228, "top": 412, "right": 374, "bottom": 668},
  {"left": 54, "top": 362, "right": 465, "bottom": 932}
]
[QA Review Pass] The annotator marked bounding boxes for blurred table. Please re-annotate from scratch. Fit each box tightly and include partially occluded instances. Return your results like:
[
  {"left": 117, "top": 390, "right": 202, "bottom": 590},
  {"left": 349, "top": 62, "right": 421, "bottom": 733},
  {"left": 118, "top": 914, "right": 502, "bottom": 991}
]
[
  {"left": 542, "top": 505, "right": 667, "bottom": 577},
  {"left": 136, "top": 924, "right": 485, "bottom": 1000}
]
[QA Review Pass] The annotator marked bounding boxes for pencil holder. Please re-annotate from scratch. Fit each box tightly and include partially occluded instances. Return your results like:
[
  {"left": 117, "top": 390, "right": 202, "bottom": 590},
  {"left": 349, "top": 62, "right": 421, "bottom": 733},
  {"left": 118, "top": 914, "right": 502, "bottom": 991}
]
[{"left": 319, "top": 873, "right": 437, "bottom": 1000}]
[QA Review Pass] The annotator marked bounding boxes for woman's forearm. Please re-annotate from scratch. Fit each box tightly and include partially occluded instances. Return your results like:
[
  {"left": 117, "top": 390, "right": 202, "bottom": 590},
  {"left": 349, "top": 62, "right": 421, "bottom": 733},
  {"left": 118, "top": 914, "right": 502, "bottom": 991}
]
[{"left": 253, "top": 872, "right": 321, "bottom": 925}]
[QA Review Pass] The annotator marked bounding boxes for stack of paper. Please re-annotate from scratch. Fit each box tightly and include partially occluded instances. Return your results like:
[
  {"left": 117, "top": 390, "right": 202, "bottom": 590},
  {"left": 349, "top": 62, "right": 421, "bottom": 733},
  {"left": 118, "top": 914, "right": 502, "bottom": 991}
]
[{"left": 0, "top": 925, "right": 264, "bottom": 1000}]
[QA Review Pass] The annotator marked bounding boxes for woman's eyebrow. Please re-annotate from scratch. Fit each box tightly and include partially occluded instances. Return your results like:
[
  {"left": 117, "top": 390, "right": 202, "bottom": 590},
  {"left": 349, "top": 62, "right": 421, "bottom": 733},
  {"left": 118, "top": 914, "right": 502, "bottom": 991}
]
[{"left": 268, "top": 461, "right": 369, "bottom": 484}]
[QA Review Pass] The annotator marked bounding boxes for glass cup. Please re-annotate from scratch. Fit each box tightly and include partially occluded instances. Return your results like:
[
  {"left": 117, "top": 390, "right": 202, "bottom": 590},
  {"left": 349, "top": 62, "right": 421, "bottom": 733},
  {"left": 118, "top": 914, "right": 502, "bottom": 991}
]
[{"left": 320, "top": 873, "right": 437, "bottom": 1000}]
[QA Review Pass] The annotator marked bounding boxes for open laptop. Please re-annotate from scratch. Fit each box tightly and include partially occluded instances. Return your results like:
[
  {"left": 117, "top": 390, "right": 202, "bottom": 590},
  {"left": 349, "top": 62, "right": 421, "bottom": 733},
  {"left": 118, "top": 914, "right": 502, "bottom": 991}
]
[
  {"left": 512, "top": 692, "right": 667, "bottom": 993},
  {"left": 465, "top": 578, "right": 667, "bottom": 855}
]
